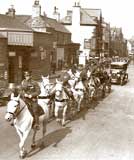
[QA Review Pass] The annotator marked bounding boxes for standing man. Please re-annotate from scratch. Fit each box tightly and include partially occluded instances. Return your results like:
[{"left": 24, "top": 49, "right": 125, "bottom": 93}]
[{"left": 21, "top": 71, "right": 41, "bottom": 130}]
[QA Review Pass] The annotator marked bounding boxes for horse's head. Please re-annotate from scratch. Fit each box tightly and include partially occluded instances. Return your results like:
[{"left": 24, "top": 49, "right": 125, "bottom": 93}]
[
  {"left": 41, "top": 75, "right": 50, "bottom": 91},
  {"left": 41, "top": 75, "right": 50, "bottom": 85},
  {"left": 5, "top": 93, "right": 20, "bottom": 122},
  {"left": 87, "top": 70, "right": 92, "bottom": 79},
  {"left": 74, "top": 70, "right": 81, "bottom": 82},
  {"left": 55, "top": 79, "right": 64, "bottom": 97}
]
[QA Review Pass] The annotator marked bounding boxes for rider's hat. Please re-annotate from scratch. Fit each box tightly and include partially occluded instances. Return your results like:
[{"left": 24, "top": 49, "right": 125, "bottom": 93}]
[{"left": 24, "top": 71, "right": 32, "bottom": 76}]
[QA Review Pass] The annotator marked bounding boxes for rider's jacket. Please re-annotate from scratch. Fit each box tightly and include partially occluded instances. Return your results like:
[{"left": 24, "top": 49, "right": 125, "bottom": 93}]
[{"left": 21, "top": 79, "right": 40, "bottom": 99}]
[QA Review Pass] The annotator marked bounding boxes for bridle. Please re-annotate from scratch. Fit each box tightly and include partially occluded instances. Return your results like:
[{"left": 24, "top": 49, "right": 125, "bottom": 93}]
[{"left": 7, "top": 99, "right": 25, "bottom": 119}]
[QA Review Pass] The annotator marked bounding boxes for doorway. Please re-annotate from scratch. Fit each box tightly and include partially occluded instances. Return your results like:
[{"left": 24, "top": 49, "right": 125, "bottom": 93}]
[{"left": 8, "top": 57, "right": 15, "bottom": 83}]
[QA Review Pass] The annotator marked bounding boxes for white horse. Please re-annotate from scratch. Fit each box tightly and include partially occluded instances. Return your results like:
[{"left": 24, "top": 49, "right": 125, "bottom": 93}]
[
  {"left": 5, "top": 93, "right": 47, "bottom": 159},
  {"left": 67, "top": 69, "right": 78, "bottom": 88},
  {"left": 51, "top": 79, "right": 69, "bottom": 126},
  {"left": 70, "top": 70, "right": 86, "bottom": 112},
  {"left": 87, "top": 70, "right": 97, "bottom": 100},
  {"left": 38, "top": 75, "right": 54, "bottom": 119},
  {"left": 87, "top": 69, "right": 102, "bottom": 100}
]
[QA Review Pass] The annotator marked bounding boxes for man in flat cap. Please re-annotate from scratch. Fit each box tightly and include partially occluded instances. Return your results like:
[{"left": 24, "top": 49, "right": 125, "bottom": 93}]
[{"left": 21, "top": 71, "right": 41, "bottom": 130}]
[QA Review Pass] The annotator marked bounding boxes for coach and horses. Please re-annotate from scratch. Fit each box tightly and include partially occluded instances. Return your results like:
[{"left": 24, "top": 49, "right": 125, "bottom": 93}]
[{"left": 4, "top": 62, "right": 111, "bottom": 158}]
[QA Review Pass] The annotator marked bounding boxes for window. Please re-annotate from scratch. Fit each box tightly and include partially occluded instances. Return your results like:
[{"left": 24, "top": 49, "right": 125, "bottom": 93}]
[{"left": 84, "top": 39, "right": 91, "bottom": 49}]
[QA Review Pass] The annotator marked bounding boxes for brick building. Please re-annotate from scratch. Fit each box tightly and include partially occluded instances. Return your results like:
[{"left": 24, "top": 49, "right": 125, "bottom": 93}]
[{"left": 0, "top": 0, "right": 79, "bottom": 86}]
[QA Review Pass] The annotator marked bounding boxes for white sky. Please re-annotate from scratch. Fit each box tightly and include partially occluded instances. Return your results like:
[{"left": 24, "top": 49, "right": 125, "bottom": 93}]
[{"left": 0, "top": 0, "right": 133, "bottom": 39}]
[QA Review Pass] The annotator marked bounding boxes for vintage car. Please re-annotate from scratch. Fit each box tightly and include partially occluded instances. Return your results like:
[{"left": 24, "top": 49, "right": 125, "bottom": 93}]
[{"left": 110, "top": 62, "right": 128, "bottom": 85}]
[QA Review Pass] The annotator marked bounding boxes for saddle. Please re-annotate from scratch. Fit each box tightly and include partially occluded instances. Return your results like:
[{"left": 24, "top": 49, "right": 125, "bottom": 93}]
[{"left": 25, "top": 100, "right": 44, "bottom": 117}]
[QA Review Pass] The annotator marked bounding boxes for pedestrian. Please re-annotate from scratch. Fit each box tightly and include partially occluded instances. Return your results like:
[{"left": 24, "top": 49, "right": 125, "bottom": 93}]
[
  {"left": 51, "top": 60, "right": 56, "bottom": 74},
  {"left": 21, "top": 71, "right": 41, "bottom": 130}
]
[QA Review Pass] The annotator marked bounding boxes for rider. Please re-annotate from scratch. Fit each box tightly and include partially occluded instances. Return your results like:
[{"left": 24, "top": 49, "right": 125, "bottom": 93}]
[
  {"left": 21, "top": 71, "right": 41, "bottom": 130},
  {"left": 60, "top": 65, "right": 76, "bottom": 102}
]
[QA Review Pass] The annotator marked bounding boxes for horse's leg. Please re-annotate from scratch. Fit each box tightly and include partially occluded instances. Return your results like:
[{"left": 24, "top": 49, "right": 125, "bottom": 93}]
[
  {"left": 62, "top": 104, "right": 68, "bottom": 126},
  {"left": 43, "top": 103, "right": 49, "bottom": 120},
  {"left": 77, "top": 98, "right": 81, "bottom": 112},
  {"left": 38, "top": 100, "right": 49, "bottom": 120},
  {"left": 55, "top": 104, "right": 61, "bottom": 122},
  {"left": 17, "top": 129, "right": 29, "bottom": 158},
  {"left": 40, "top": 118, "right": 47, "bottom": 148},
  {"left": 16, "top": 128, "right": 25, "bottom": 158},
  {"left": 31, "top": 128, "right": 37, "bottom": 149}
]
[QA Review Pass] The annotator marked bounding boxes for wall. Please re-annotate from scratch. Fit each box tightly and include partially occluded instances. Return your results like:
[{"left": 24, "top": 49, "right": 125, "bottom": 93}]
[
  {"left": 65, "top": 25, "right": 94, "bottom": 56},
  {"left": 0, "top": 38, "right": 8, "bottom": 87},
  {"left": 31, "top": 32, "right": 53, "bottom": 80}
]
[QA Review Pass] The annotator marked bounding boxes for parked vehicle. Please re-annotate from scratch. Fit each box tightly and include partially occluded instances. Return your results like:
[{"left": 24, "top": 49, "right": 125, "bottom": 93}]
[{"left": 110, "top": 62, "right": 128, "bottom": 85}]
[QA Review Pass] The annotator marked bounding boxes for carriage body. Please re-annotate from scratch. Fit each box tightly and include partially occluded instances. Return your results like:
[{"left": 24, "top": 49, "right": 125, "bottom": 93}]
[{"left": 110, "top": 62, "right": 128, "bottom": 85}]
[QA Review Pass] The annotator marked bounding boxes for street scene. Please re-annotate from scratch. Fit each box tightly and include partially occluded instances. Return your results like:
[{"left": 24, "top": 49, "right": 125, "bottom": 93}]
[
  {"left": 1, "top": 62, "right": 134, "bottom": 160},
  {"left": 1, "top": 0, "right": 134, "bottom": 160}
]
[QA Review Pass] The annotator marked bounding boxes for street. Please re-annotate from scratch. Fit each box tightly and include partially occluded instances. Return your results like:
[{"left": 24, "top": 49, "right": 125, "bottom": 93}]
[{"left": 1, "top": 63, "right": 134, "bottom": 160}]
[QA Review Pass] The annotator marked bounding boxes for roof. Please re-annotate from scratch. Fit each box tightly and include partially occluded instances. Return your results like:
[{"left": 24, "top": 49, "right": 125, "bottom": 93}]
[
  {"left": 16, "top": 15, "right": 70, "bottom": 33},
  {"left": 0, "top": 14, "right": 32, "bottom": 31},
  {"left": 82, "top": 8, "right": 101, "bottom": 20},
  {"left": 15, "top": 15, "right": 31, "bottom": 23},
  {"left": 45, "top": 17, "right": 70, "bottom": 33},
  {"left": 61, "top": 8, "right": 101, "bottom": 25}
]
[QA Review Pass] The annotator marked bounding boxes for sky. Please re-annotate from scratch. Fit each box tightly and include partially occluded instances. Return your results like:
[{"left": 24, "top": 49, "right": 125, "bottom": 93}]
[{"left": 0, "top": 0, "right": 133, "bottom": 39}]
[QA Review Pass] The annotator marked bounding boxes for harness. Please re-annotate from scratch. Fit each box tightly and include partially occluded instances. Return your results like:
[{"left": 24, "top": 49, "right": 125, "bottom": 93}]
[
  {"left": 55, "top": 99, "right": 67, "bottom": 102},
  {"left": 39, "top": 82, "right": 51, "bottom": 99},
  {"left": 38, "top": 95, "right": 51, "bottom": 99}
]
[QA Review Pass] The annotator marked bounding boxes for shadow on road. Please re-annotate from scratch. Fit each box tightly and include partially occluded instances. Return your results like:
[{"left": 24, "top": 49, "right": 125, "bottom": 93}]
[{"left": 27, "top": 127, "right": 72, "bottom": 157}]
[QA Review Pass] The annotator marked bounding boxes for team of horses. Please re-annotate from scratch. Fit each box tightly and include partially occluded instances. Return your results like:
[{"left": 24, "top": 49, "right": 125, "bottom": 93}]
[{"left": 5, "top": 68, "right": 111, "bottom": 159}]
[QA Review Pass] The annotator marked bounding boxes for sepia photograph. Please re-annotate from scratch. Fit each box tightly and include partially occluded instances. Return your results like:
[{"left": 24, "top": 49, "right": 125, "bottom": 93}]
[{"left": 0, "top": 0, "right": 134, "bottom": 159}]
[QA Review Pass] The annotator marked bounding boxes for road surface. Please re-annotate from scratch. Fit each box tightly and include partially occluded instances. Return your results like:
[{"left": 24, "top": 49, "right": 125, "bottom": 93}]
[{"left": 1, "top": 63, "right": 134, "bottom": 160}]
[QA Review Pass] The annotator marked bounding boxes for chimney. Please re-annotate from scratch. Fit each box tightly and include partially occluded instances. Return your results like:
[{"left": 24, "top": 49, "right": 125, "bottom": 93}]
[
  {"left": 53, "top": 6, "right": 60, "bottom": 21},
  {"left": 43, "top": 11, "right": 47, "bottom": 17},
  {"left": 6, "top": 5, "right": 15, "bottom": 17},
  {"left": 32, "top": 0, "right": 41, "bottom": 18},
  {"left": 72, "top": 2, "right": 81, "bottom": 43}
]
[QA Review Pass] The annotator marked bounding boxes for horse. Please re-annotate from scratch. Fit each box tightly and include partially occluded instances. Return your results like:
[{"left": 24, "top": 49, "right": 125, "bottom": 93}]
[
  {"left": 103, "top": 71, "right": 111, "bottom": 93},
  {"left": 51, "top": 79, "right": 69, "bottom": 126},
  {"left": 5, "top": 93, "right": 47, "bottom": 159},
  {"left": 70, "top": 70, "right": 86, "bottom": 112},
  {"left": 67, "top": 69, "right": 77, "bottom": 88},
  {"left": 87, "top": 69, "right": 100, "bottom": 101},
  {"left": 38, "top": 75, "right": 54, "bottom": 119}
]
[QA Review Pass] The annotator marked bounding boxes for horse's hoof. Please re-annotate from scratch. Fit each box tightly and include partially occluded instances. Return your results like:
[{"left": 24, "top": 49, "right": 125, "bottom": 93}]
[
  {"left": 62, "top": 122, "right": 65, "bottom": 126},
  {"left": 31, "top": 143, "right": 36, "bottom": 149},
  {"left": 19, "top": 151, "right": 27, "bottom": 159},
  {"left": 19, "top": 155, "right": 25, "bottom": 159}
]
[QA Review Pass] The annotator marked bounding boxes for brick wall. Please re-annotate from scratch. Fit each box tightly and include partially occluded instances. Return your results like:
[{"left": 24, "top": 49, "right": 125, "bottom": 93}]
[
  {"left": 0, "top": 38, "right": 8, "bottom": 87},
  {"left": 30, "top": 32, "right": 53, "bottom": 80}
]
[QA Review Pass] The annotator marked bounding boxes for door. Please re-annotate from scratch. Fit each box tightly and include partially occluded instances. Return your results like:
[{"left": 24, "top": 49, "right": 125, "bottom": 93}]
[
  {"left": 22, "top": 53, "right": 29, "bottom": 79},
  {"left": 8, "top": 57, "right": 15, "bottom": 83}
]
